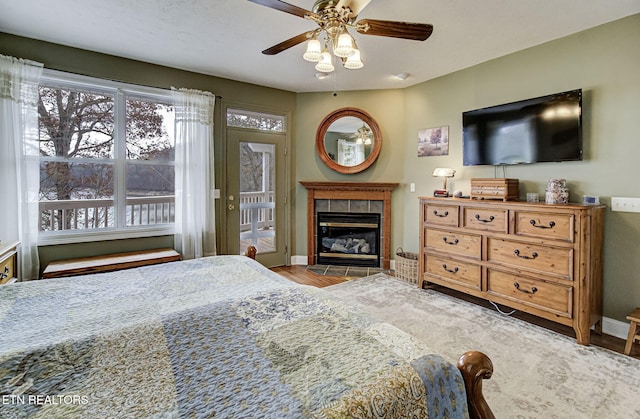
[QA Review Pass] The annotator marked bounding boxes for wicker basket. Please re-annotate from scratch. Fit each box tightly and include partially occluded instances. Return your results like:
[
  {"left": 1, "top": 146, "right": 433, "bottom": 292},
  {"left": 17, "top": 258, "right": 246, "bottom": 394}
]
[{"left": 395, "top": 247, "right": 418, "bottom": 285}]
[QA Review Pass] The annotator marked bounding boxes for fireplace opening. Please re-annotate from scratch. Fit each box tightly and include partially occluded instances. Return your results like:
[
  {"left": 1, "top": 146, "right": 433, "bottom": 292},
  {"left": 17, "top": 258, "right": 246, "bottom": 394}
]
[{"left": 317, "top": 212, "right": 381, "bottom": 267}]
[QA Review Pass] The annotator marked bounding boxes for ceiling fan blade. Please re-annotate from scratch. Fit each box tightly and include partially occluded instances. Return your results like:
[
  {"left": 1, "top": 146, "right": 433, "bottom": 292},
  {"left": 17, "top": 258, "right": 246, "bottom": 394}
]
[
  {"left": 337, "top": 0, "right": 372, "bottom": 17},
  {"left": 356, "top": 19, "right": 434, "bottom": 41},
  {"left": 248, "top": 0, "right": 313, "bottom": 19},
  {"left": 262, "top": 31, "right": 314, "bottom": 55}
]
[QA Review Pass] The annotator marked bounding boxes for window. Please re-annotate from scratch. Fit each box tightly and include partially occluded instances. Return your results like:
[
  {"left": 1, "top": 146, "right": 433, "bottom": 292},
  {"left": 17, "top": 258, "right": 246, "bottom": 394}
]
[
  {"left": 226, "top": 108, "right": 285, "bottom": 132},
  {"left": 38, "top": 71, "right": 175, "bottom": 244}
]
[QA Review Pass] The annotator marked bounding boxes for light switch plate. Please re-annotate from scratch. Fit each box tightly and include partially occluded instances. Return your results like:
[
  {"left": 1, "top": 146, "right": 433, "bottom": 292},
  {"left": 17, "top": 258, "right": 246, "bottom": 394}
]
[{"left": 611, "top": 197, "right": 640, "bottom": 213}]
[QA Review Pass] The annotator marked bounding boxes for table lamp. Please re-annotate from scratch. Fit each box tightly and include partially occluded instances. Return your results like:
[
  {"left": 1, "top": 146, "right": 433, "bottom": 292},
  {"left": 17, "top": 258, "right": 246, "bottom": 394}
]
[{"left": 432, "top": 168, "right": 455, "bottom": 197}]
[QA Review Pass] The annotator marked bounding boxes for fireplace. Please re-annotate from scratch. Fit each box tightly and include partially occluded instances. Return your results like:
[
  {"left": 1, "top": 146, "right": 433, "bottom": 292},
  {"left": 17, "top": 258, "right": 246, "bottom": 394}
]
[
  {"left": 317, "top": 212, "right": 380, "bottom": 267},
  {"left": 300, "top": 181, "right": 398, "bottom": 269}
]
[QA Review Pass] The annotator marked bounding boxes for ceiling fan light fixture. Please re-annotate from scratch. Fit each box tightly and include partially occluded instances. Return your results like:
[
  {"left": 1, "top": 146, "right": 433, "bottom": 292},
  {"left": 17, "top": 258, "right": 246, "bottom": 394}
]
[
  {"left": 333, "top": 31, "right": 355, "bottom": 58},
  {"left": 303, "top": 38, "right": 322, "bottom": 62},
  {"left": 253, "top": 0, "right": 432, "bottom": 74},
  {"left": 343, "top": 48, "right": 363, "bottom": 70},
  {"left": 315, "top": 49, "right": 335, "bottom": 73},
  {"left": 357, "top": 122, "right": 372, "bottom": 144}
]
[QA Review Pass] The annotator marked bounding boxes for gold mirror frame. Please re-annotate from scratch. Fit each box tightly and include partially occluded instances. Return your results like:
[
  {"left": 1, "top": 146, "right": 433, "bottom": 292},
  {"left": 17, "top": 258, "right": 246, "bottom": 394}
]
[{"left": 315, "top": 107, "right": 382, "bottom": 174}]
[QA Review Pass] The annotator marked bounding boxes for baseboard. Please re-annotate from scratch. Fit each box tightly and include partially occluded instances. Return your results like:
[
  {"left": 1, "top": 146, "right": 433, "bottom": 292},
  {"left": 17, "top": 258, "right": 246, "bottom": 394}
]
[
  {"left": 602, "top": 316, "right": 629, "bottom": 340},
  {"left": 291, "top": 255, "right": 629, "bottom": 339},
  {"left": 291, "top": 255, "right": 308, "bottom": 266}
]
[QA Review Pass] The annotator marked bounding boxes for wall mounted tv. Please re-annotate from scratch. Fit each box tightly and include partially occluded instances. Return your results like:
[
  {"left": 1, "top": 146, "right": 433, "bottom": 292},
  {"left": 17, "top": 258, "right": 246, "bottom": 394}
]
[{"left": 462, "top": 89, "right": 582, "bottom": 166}]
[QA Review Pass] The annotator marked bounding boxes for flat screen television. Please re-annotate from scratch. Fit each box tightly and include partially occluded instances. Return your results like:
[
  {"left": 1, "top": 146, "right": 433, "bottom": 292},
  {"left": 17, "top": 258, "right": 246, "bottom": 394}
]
[{"left": 462, "top": 89, "right": 582, "bottom": 166}]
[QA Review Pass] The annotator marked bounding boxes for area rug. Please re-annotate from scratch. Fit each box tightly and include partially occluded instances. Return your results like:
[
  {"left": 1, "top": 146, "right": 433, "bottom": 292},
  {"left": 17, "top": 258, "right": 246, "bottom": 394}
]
[{"left": 324, "top": 273, "right": 640, "bottom": 418}]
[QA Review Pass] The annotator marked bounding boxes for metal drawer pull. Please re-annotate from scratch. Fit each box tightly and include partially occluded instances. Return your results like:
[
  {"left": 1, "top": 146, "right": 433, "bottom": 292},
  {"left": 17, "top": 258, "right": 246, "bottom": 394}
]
[
  {"left": 514, "top": 249, "right": 538, "bottom": 259},
  {"left": 514, "top": 282, "right": 538, "bottom": 294},
  {"left": 0, "top": 267, "right": 8, "bottom": 280},
  {"left": 442, "top": 264, "right": 459, "bottom": 273},
  {"left": 475, "top": 214, "right": 495, "bottom": 223},
  {"left": 433, "top": 210, "right": 449, "bottom": 217},
  {"left": 442, "top": 237, "right": 459, "bottom": 245},
  {"left": 530, "top": 219, "right": 556, "bottom": 229}
]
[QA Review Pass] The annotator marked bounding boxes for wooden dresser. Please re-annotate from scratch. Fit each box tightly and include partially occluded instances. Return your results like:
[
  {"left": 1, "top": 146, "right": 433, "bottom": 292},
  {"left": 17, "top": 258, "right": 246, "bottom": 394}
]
[
  {"left": 418, "top": 197, "right": 605, "bottom": 345},
  {"left": 0, "top": 241, "right": 19, "bottom": 285}
]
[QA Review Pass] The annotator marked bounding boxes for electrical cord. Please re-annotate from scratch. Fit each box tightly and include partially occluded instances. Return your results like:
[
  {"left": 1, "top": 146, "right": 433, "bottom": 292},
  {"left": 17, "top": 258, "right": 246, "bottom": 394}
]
[{"left": 489, "top": 300, "right": 516, "bottom": 316}]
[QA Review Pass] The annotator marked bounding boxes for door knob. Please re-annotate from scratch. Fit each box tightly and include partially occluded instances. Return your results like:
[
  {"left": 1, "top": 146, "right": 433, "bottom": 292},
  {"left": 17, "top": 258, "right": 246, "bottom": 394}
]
[{"left": 227, "top": 203, "right": 235, "bottom": 211}]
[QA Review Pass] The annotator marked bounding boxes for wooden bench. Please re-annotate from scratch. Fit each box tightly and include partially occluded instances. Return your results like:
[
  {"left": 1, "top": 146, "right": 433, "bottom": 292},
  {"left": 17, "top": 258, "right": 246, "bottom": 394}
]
[{"left": 42, "top": 248, "right": 182, "bottom": 279}]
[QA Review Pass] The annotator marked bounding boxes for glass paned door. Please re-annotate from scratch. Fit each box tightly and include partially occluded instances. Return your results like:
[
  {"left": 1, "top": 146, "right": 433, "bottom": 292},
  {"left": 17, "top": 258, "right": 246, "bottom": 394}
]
[
  {"left": 226, "top": 128, "right": 286, "bottom": 267},
  {"left": 239, "top": 142, "right": 275, "bottom": 253}
]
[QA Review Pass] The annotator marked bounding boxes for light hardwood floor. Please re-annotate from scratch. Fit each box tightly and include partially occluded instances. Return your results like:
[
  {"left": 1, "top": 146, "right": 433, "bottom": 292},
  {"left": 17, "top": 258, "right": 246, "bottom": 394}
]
[
  {"left": 271, "top": 265, "right": 640, "bottom": 360},
  {"left": 271, "top": 265, "right": 351, "bottom": 288}
]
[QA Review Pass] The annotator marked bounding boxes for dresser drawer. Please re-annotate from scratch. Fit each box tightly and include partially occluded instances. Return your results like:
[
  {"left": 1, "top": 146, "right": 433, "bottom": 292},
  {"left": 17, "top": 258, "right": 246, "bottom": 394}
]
[
  {"left": 514, "top": 211, "right": 574, "bottom": 242},
  {"left": 487, "top": 238, "right": 573, "bottom": 279},
  {"left": 424, "top": 204, "right": 459, "bottom": 227},
  {"left": 487, "top": 269, "right": 572, "bottom": 318},
  {"left": 0, "top": 254, "right": 16, "bottom": 285},
  {"left": 425, "top": 229, "right": 481, "bottom": 259},
  {"left": 425, "top": 254, "right": 481, "bottom": 290},
  {"left": 462, "top": 207, "right": 508, "bottom": 233}
]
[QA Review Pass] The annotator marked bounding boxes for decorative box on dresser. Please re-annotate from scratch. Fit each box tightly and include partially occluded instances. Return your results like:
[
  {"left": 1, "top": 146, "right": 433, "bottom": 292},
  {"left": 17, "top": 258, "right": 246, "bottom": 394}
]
[
  {"left": 418, "top": 197, "right": 605, "bottom": 345},
  {"left": 0, "top": 241, "right": 19, "bottom": 285}
]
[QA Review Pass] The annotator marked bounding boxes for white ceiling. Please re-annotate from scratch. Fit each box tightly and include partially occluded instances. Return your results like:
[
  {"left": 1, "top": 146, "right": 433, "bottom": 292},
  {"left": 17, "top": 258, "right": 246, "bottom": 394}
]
[{"left": 1, "top": 0, "right": 639, "bottom": 93}]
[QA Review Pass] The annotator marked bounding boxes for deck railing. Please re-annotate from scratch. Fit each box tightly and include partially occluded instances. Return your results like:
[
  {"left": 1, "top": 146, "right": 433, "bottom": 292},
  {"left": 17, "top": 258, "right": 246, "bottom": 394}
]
[
  {"left": 39, "top": 196, "right": 175, "bottom": 231},
  {"left": 239, "top": 191, "right": 274, "bottom": 229},
  {"left": 239, "top": 191, "right": 275, "bottom": 248},
  {"left": 39, "top": 191, "right": 275, "bottom": 235}
]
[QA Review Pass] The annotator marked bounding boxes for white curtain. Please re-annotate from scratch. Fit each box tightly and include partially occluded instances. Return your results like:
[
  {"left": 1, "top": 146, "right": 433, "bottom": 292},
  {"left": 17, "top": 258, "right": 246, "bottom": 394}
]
[
  {"left": 171, "top": 88, "right": 216, "bottom": 259},
  {"left": 0, "top": 55, "right": 43, "bottom": 280}
]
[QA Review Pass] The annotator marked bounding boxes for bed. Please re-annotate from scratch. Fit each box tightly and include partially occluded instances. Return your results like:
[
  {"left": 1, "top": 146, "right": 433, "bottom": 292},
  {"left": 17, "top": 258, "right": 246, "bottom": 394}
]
[{"left": 0, "top": 252, "right": 494, "bottom": 418}]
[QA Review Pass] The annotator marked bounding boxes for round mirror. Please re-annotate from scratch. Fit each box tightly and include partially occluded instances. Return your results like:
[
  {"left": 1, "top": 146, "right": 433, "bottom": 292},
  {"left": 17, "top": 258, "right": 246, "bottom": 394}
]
[{"left": 315, "top": 107, "right": 382, "bottom": 174}]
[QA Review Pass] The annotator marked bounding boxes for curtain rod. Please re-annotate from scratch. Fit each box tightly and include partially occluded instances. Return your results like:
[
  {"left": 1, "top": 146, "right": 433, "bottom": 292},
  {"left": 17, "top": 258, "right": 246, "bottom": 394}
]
[{"left": 43, "top": 67, "right": 223, "bottom": 99}]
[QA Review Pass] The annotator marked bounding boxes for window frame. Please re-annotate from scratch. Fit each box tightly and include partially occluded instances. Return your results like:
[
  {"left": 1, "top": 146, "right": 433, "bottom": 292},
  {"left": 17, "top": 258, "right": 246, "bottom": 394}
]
[{"left": 38, "top": 69, "right": 175, "bottom": 245}]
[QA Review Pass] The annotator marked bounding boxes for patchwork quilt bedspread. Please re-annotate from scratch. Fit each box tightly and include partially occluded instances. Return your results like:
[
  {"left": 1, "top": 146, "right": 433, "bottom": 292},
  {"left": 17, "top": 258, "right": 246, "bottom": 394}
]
[{"left": 0, "top": 256, "right": 468, "bottom": 418}]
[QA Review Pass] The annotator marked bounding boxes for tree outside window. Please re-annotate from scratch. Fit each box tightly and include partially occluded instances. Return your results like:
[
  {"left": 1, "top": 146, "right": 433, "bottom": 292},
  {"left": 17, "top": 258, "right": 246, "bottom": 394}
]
[{"left": 38, "top": 78, "right": 174, "bottom": 235}]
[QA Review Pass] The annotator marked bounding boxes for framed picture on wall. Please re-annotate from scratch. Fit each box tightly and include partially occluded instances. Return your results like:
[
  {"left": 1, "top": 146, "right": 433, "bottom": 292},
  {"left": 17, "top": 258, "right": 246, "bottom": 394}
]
[{"left": 418, "top": 126, "right": 449, "bottom": 157}]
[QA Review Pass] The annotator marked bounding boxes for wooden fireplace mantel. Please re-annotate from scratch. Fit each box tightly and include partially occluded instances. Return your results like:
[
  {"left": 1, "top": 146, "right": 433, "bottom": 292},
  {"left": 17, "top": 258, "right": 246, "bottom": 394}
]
[{"left": 300, "top": 181, "right": 399, "bottom": 269}]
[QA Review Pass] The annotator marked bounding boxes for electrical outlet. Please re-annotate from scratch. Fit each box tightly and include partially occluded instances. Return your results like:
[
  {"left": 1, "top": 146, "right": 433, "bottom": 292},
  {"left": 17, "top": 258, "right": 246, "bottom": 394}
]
[
  {"left": 611, "top": 197, "right": 640, "bottom": 213},
  {"left": 410, "top": 183, "right": 416, "bottom": 192}
]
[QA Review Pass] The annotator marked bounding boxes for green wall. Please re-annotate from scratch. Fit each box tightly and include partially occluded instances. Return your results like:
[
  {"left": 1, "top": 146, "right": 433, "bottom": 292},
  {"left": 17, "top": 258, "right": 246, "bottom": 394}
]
[
  {"left": 297, "top": 15, "right": 640, "bottom": 322},
  {"left": 294, "top": 90, "right": 406, "bottom": 256},
  {"left": 0, "top": 32, "right": 297, "bottom": 269},
  {"left": 3, "top": 14, "right": 639, "bottom": 322},
  {"left": 401, "top": 14, "right": 640, "bottom": 323}
]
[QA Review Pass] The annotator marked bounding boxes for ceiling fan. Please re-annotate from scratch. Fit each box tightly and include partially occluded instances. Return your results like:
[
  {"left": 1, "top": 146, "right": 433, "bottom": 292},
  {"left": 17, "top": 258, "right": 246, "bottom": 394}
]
[{"left": 248, "top": 0, "right": 434, "bottom": 72}]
